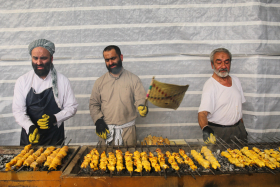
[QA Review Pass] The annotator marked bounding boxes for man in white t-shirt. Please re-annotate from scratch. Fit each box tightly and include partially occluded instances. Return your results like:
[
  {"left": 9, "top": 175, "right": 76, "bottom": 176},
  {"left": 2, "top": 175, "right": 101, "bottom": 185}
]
[{"left": 198, "top": 48, "right": 247, "bottom": 144}]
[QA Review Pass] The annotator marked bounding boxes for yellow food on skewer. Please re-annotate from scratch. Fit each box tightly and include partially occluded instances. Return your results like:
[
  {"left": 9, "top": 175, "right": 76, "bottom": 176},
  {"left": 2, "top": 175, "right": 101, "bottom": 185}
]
[
  {"left": 99, "top": 151, "right": 108, "bottom": 171},
  {"left": 133, "top": 151, "right": 142, "bottom": 173},
  {"left": 115, "top": 149, "right": 125, "bottom": 172},
  {"left": 191, "top": 150, "right": 210, "bottom": 169},
  {"left": 179, "top": 148, "right": 197, "bottom": 171},
  {"left": 48, "top": 146, "right": 68, "bottom": 171},
  {"left": 140, "top": 152, "right": 151, "bottom": 172},
  {"left": 201, "top": 146, "right": 220, "bottom": 169},
  {"left": 148, "top": 152, "right": 161, "bottom": 172},
  {"left": 125, "top": 151, "right": 133, "bottom": 173},
  {"left": 90, "top": 148, "right": 100, "bottom": 171},
  {"left": 30, "top": 146, "right": 56, "bottom": 171},
  {"left": 5, "top": 144, "right": 32, "bottom": 171}
]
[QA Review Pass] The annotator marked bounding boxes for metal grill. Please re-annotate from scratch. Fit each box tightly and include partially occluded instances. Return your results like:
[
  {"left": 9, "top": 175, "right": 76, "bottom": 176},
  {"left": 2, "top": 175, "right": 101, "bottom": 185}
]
[
  {"left": 69, "top": 138, "right": 280, "bottom": 179},
  {"left": 0, "top": 145, "right": 80, "bottom": 172}
]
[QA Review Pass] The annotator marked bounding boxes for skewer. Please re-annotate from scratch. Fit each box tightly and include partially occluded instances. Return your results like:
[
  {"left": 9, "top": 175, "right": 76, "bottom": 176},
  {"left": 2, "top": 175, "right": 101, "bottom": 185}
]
[
  {"left": 78, "top": 141, "right": 100, "bottom": 175},
  {"left": 165, "top": 143, "right": 181, "bottom": 178},
  {"left": 265, "top": 166, "right": 276, "bottom": 175},
  {"left": 235, "top": 137, "right": 279, "bottom": 174},
  {"left": 16, "top": 165, "right": 25, "bottom": 172},
  {"left": 60, "top": 137, "right": 67, "bottom": 147},
  {"left": 146, "top": 141, "right": 161, "bottom": 176},
  {"left": 200, "top": 144, "right": 223, "bottom": 173},
  {"left": 184, "top": 140, "right": 202, "bottom": 176},
  {"left": 234, "top": 136, "right": 247, "bottom": 147},
  {"left": 173, "top": 142, "right": 197, "bottom": 178},
  {"left": 230, "top": 139, "right": 255, "bottom": 173},
  {"left": 256, "top": 137, "right": 275, "bottom": 148},
  {"left": 265, "top": 137, "right": 280, "bottom": 146},
  {"left": 47, "top": 139, "right": 72, "bottom": 173},
  {"left": 216, "top": 138, "right": 248, "bottom": 172},
  {"left": 249, "top": 136, "right": 263, "bottom": 147},
  {"left": 66, "top": 139, "right": 72, "bottom": 146},
  {"left": 156, "top": 144, "right": 168, "bottom": 179},
  {"left": 208, "top": 168, "right": 215, "bottom": 175},
  {"left": 272, "top": 137, "right": 280, "bottom": 143},
  {"left": 218, "top": 138, "right": 233, "bottom": 149},
  {"left": 194, "top": 144, "right": 216, "bottom": 175}
]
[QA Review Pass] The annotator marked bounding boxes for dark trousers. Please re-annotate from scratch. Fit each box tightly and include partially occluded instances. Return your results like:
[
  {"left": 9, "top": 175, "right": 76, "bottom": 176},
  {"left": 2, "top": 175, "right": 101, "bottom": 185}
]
[{"left": 208, "top": 120, "right": 248, "bottom": 144}]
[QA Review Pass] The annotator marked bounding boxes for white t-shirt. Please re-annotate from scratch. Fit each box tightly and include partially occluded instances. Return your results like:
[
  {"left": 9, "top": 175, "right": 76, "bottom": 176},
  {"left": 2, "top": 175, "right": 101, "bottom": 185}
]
[{"left": 198, "top": 75, "right": 246, "bottom": 126}]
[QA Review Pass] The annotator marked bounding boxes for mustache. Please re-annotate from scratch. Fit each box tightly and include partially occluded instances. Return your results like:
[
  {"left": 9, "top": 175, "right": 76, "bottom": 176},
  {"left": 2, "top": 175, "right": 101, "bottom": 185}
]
[
  {"left": 218, "top": 68, "right": 228, "bottom": 72},
  {"left": 109, "top": 63, "right": 117, "bottom": 68},
  {"left": 34, "top": 64, "right": 45, "bottom": 68}
]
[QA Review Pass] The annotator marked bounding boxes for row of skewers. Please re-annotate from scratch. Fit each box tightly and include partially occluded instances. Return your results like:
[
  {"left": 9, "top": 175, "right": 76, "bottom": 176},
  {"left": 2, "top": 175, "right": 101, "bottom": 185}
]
[
  {"left": 79, "top": 141, "right": 224, "bottom": 179},
  {"left": 79, "top": 136, "right": 280, "bottom": 178},
  {"left": 3, "top": 141, "right": 70, "bottom": 172},
  {"left": 217, "top": 136, "right": 280, "bottom": 174}
]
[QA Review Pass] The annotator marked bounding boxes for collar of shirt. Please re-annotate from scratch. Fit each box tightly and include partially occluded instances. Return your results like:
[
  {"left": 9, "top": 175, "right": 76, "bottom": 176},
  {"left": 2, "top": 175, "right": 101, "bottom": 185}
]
[{"left": 109, "top": 68, "right": 125, "bottom": 80}]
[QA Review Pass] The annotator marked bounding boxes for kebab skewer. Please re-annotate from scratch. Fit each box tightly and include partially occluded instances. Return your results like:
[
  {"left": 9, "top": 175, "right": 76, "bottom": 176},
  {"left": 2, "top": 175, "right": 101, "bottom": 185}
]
[
  {"left": 133, "top": 150, "right": 143, "bottom": 175},
  {"left": 201, "top": 146, "right": 221, "bottom": 170},
  {"left": 30, "top": 146, "right": 56, "bottom": 171},
  {"left": 5, "top": 144, "right": 32, "bottom": 171},
  {"left": 187, "top": 143, "right": 215, "bottom": 175},
  {"left": 148, "top": 151, "right": 161, "bottom": 175},
  {"left": 107, "top": 152, "right": 116, "bottom": 176},
  {"left": 17, "top": 147, "right": 44, "bottom": 172},
  {"left": 140, "top": 151, "right": 151, "bottom": 173},
  {"left": 145, "top": 141, "right": 161, "bottom": 175},
  {"left": 90, "top": 148, "right": 100, "bottom": 172},
  {"left": 124, "top": 150, "right": 133, "bottom": 176},
  {"left": 163, "top": 142, "right": 184, "bottom": 177},
  {"left": 48, "top": 139, "right": 72, "bottom": 172},
  {"left": 233, "top": 137, "right": 277, "bottom": 174},
  {"left": 116, "top": 149, "right": 125, "bottom": 174},
  {"left": 162, "top": 143, "right": 181, "bottom": 178},
  {"left": 48, "top": 145, "right": 69, "bottom": 171},
  {"left": 178, "top": 148, "right": 199, "bottom": 178},
  {"left": 10, "top": 149, "right": 34, "bottom": 171},
  {"left": 42, "top": 148, "right": 61, "bottom": 170}
]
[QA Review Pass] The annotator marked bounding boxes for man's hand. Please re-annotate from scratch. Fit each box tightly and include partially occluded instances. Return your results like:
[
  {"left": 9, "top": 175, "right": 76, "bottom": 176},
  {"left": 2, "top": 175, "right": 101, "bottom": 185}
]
[
  {"left": 37, "top": 114, "right": 57, "bottom": 129},
  {"left": 202, "top": 126, "right": 216, "bottom": 144},
  {"left": 95, "top": 118, "right": 110, "bottom": 139},
  {"left": 138, "top": 105, "right": 148, "bottom": 117},
  {"left": 28, "top": 125, "right": 40, "bottom": 144}
]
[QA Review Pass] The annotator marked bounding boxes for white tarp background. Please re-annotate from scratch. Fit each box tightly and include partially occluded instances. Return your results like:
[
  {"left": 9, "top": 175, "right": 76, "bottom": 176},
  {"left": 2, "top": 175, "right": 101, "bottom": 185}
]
[{"left": 0, "top": 0, "right": 280, "bottom": 145}]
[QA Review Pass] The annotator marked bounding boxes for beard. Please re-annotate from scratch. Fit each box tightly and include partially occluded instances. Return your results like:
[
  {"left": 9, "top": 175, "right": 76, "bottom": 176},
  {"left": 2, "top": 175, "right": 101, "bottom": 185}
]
[
  {"left": 106, "top": 58, "right": 123, "bottom": 74},
  {"left": 213, "top": 66, "right": 229, "bottom": 78},
  {"left": 32, "top": 60, "right": 52, "bottom": 78}
]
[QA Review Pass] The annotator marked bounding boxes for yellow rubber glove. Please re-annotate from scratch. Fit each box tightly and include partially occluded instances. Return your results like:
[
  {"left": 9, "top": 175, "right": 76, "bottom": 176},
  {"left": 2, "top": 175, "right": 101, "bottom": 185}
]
[
  {"left": 138, "top": 105, "right": 148, "bottom": 117},
  {"left": 37, "top": 114, "right": 57, "bottom": 129},
  {"left": 95, "top": 118, "right": 110, "bottom": 139},
  {"left": 28, "top": 126, "right": 40, "bottom": 144}
]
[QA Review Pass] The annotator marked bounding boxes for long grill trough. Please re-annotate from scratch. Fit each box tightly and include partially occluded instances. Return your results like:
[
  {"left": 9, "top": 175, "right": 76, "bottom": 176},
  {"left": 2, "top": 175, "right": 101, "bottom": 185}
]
[
  {"left": 0, "top": 144, "right": 80, "bottom": 187},
  {"left": 61, "top": 139, "right": 280, "bottom": 187}
]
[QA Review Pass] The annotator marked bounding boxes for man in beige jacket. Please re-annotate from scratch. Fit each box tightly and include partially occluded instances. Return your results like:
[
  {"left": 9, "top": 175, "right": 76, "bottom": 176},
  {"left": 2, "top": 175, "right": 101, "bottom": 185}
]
[{"left": 89, "top": 45, "right": 148, "bottom": 145}]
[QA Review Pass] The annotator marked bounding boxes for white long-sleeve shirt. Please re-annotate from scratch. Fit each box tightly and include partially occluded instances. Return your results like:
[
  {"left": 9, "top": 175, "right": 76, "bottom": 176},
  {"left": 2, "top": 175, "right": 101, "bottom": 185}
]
[{"left": 12, "top": 70, "right": 78, "bottom": 134}]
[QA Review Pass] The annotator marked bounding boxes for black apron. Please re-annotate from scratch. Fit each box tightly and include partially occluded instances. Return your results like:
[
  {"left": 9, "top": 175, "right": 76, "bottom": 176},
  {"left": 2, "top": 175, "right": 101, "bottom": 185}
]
[{"left": 20, "top": 86, "right": 64, "bottom": 145}]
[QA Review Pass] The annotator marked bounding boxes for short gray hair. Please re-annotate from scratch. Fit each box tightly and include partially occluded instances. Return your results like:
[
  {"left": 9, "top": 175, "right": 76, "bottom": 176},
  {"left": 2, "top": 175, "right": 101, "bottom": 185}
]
[{"left": 210, "top": 48, "right": 232, "bottom": 64}]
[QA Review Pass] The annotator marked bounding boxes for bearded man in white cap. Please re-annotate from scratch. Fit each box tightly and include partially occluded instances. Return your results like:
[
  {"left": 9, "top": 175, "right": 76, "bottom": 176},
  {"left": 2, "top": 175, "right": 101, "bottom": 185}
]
[{"left": 12, "top": 39, "right": 78, "bottom": 145}]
